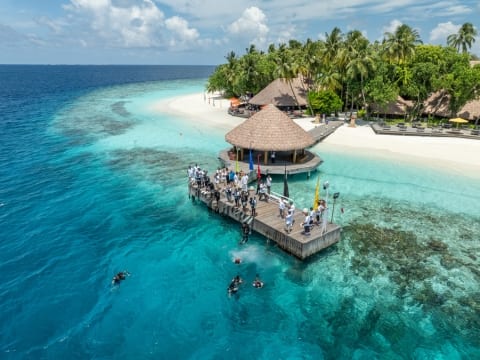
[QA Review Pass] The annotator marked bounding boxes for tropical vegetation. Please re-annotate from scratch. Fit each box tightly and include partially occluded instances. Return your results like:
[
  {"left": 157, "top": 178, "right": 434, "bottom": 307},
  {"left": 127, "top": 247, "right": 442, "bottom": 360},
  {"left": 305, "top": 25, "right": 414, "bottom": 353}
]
[{"left": 206, "top": 23, "right": 480, "bottom": 120}]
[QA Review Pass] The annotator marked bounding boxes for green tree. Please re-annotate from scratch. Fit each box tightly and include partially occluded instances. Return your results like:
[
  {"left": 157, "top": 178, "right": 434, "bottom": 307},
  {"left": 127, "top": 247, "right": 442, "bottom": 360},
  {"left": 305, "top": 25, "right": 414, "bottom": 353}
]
[
  {"left": 308, "top": 90, "right": 343, "bottom": 115},
  {"left": 365, "top": 62, "right": 399, "bottom": 120},
  {"left": 274, "top": 44, "right": 301, "bottom": 110},
  {"left": 342, "top": 30, "right": 375, "bottom": 111},
  {"left": 447, "top": 22, "right": 478, "bottom": 54},
  {"left": 383, "top": 24, "right": 422, "bottom": 64}
]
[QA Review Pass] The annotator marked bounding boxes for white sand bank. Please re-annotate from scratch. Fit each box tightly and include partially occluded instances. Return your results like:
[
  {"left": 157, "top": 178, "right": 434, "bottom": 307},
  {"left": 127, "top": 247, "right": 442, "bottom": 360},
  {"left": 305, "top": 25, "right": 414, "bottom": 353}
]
[{"left": 149, "top": 92, "right": 480, "bottom": 178}]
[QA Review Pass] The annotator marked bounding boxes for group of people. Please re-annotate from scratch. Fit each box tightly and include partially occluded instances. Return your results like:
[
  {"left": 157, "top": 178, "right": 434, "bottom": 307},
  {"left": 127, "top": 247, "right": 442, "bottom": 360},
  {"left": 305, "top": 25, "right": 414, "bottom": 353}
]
[
  {"left": 188, "top": 164, "right": 269, "bottom": 218},
  {"left": 299, "top": 200, "right": 329, "bottom": 235},
  {"left": 281, "top": 198, "right": 329, "bottom": 235},
  {"left": 227, "top": 273, "right": 264, "bottom": 295}
]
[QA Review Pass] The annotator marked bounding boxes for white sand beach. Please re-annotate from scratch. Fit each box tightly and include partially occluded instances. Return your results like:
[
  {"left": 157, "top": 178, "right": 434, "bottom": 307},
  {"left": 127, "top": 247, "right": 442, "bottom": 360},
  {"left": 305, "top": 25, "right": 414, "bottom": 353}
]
[{"left": 150, "top": 92, "right": 480, "bottom": 178}]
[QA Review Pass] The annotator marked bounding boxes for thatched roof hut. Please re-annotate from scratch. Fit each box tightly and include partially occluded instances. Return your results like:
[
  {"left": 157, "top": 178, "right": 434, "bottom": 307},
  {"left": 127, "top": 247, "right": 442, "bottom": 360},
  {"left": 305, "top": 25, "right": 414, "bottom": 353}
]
[
  {"left": 422, "top": 91, "right": 480, "bottom": 120},
  {"left": 225, "top": 104, "right": 314, "bottom": 151},
  {"left": 457, "top": 99, "right": 480, "bottom": 120},
  {"left": 225, "top": 105, "right": 314, "bottom": 164},
  {"left": 369, "top": 96, "right": 413, "bottom": 115},
  {"left": 422, "top": 91, "right": 451, "bottom": 118},
  {"left": 249, "top": 77, "right": 307, "bottom": 107}
]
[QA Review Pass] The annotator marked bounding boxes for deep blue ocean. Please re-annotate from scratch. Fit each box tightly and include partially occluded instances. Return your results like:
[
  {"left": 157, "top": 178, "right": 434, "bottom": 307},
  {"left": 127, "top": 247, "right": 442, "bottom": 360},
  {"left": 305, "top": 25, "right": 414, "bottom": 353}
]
[{"left": 1, "top": 65, "right": 479, "bottom": 359}]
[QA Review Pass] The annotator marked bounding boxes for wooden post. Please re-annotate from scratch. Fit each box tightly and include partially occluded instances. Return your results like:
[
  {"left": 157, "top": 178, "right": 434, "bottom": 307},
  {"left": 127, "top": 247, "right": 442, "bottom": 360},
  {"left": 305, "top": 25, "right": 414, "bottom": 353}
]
[
  {"left": 264, "top": 150, "right": 268, "bottom": 165},
  {"left": 241, "top": 148, "right": 244, "bottom": 161},
  {"left": 293, "top": 149, "right": 297, "bottom": 163}
]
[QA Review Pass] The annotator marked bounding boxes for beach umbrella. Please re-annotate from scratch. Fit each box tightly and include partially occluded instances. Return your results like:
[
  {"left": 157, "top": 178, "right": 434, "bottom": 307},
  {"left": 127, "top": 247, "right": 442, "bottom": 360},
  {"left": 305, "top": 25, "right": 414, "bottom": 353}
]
[
  {"left": 283, "top": 164, "right": 289, "bottom": 198},
  {"left": 449, "top": 117, "right": 468, "bottom": 128},
  {"left": 249, "top": 149, "right": 254, "bottom": 171}
]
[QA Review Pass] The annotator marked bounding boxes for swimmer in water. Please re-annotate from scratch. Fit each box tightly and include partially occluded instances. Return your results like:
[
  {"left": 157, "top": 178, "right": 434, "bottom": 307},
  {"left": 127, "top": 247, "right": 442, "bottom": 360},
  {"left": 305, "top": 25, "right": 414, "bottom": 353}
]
[
  {"left": 227, "top": 281, "right": 238, "bottom": 294},
  {"left": 234, "top": 258, "right": 241, "bottom": 264},
  {"left": 252, "top": 274, "right": 264, "bottom": 288},
  {"left": 233, "top": 275, "right": 243, "bottom": 285},
  {"left": 112, "top": 271, "right": 130, "bottom": 285}
]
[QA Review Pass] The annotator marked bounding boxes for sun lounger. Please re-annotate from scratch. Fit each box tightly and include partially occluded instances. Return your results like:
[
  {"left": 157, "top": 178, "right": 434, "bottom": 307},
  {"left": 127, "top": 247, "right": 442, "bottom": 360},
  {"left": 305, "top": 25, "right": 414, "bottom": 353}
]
[
  {"left": 416, "top": 127, "right": 425, "bottom": 132},
  {"left": 471, "top": 129, "right": 479, "bottom": 135}
]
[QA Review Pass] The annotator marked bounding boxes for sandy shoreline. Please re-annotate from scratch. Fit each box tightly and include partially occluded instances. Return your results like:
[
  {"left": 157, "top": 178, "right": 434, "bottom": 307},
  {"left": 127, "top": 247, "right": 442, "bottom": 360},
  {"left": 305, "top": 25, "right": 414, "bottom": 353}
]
[{"left": 149, "top": 92, "right": 480, "bottom": 178}]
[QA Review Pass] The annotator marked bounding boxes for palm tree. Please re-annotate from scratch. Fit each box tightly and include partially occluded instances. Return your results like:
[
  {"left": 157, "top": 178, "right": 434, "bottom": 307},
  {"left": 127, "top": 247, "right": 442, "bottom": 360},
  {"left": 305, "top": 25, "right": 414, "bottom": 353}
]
[
  {"left": 274, "top": 44, "right": 301, "bottom": 110},
  {"left": 447, "top": 22, "right": 478, "bottom": 53},
  {"left": 383, "top": 24, "right": 422, "bottom": 64},
  {"left": 324, "top": 27, "right": 343, "bottom": 64}
]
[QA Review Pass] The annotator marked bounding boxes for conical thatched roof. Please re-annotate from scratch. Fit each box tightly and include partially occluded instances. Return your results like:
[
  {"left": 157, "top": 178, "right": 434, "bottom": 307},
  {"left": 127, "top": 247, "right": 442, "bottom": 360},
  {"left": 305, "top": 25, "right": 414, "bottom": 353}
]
[
  {"left": 423, "top": 91, "right": 451, "bottom": 117},
  {"left": 457, "top": 99, "right": 480, "bottom": 120},
  {"left": 225, "top": 104, "right": 315, "bottom": 151},
  {"left": 369, "top": 96, "right": 413, "bottom": 115},
  {"left": 249, "top": 77, "right": 307, "bottom": 107}
]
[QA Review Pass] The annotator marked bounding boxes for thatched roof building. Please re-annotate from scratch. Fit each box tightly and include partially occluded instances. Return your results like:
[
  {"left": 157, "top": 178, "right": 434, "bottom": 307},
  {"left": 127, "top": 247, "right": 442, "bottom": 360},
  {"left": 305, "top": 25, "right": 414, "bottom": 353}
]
[
  {"left": 457, "top": 100, "right": 480, "bottom": 120},
  {"left": 422, "top": 91, "right": 451, "bottom": 118},
  {"left": 422, "top": 91, "right": 480, "bottom": 120},
  {"left": 225, "top": 104, "right": 314, "bottom": 151},
  {"left": 369, "top": 96, "right": 413, "bottom": 115},
  {"left": 249, "top": 77, "right": 307, "bottom": 107}
]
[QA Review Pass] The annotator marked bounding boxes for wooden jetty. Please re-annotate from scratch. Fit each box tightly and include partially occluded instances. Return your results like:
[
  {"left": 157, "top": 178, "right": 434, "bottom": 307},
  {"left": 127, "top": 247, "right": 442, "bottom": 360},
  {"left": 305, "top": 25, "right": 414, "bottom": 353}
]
[{"left": 188, "top": 182, "right": 341, "bottom": 260}]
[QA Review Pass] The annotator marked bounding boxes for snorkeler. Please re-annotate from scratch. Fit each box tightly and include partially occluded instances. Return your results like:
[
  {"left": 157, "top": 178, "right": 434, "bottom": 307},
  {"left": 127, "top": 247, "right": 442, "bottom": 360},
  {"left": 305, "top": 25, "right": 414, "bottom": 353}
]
[
  {"left": 252, "top": 274, "right": 264, "bottom": 288},
  {"left": 227, "top": 281, "right": 238, "bottom": 294},
  {"left": 112, "top": 271, "right": 130, "bottom": 285},
  {"left": 227, "top": 275, "right": 243, "bottom": 295}
]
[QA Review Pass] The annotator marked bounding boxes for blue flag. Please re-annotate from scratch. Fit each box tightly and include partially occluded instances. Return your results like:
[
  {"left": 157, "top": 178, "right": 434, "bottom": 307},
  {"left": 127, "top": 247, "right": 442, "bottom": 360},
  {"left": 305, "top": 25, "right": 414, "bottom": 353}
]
[{"left": 249, "top": 149, "right": 254, "bottom": 171}]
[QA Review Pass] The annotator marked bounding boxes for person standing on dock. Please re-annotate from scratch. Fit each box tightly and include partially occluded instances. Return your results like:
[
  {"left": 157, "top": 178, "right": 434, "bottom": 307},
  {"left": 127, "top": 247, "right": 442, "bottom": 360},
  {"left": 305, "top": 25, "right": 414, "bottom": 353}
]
[
  {"left": 233, "top": 188, "right": 240, "bottom": 208},
  {"left": 266, "top": 174, "right": 272, "bottom": 195},
  {"left": 301, "top": 208, "right": 311, "bottom": 235},
  {"left": 285, "top": 210, "right": 294, "bottom": 233},
  {"left": 270, "top": 151, "right": 276, "bottom": 164},
  {"left": 249, "top": 197, "right": 257, "bottom": 216},
  {"left": 241, "top": 173, "right": 249, "bottom": 192},
  {"left": 225, "top": 184, "right": 233, "bottom": 202},
  {"left": 241, "top": 191, "right": 248, "bottom": 213},
  {"left": 279, "top": 198, "right": 285, "bottom": 218}
]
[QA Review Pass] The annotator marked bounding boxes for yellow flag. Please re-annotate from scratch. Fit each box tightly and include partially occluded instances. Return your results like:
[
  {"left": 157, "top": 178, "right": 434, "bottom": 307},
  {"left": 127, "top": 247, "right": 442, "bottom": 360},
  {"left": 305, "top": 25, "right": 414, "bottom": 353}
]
[{"left": 313, "top": 176, "right": 320, "bottom": 209}]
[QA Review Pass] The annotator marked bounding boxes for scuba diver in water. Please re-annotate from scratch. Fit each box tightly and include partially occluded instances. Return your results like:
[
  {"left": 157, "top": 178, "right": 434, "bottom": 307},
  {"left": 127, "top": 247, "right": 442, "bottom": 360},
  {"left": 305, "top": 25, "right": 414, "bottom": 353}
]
[
  {"left": 112, "top": 271, "right": 130, "bottom": 285},
  {"left": 227, "top": 275, "right": 243, "bottom": 294},
  {"left": 252, "top": 274, "right": 264, "bottom": 288}
]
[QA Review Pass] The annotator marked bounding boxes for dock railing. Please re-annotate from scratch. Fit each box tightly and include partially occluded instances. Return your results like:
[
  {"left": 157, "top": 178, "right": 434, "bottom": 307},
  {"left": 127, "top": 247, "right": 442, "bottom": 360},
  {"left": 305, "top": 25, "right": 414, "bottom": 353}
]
[{"left": 268, "top": 190, "right": 294, "bottom": 205}]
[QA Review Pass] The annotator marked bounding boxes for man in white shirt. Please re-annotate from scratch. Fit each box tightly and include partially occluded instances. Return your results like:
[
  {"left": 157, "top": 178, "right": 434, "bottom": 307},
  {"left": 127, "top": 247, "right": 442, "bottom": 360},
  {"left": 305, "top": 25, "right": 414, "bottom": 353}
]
[
  {"left": 279, "top": 198, "right": 285, "bottom": 218},
  {"left": 285, "top": 210, "right": 293, "bottom": 233},
  {"left": 266, "top": 175, "right": 272, "bottom": 194},
  {"left": 301, "top": 208, "right": 311, "bottom": 235},
  {"left": 241, "top": 174, "right": 249, "bottom": 192}
]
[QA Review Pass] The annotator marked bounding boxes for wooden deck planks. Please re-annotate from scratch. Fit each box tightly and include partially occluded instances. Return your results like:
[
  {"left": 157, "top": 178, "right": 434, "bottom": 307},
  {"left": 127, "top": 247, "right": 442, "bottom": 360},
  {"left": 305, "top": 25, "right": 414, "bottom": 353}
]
[{"left": 189, "top": 182, "right": 341, "bottom": 259}]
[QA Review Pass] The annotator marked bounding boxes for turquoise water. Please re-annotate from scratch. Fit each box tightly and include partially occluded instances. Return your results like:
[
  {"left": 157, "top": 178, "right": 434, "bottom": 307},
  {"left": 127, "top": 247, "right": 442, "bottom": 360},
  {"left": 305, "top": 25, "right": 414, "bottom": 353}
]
[{"left": 1, "top": 66, "right": 479, "bottom": 359}]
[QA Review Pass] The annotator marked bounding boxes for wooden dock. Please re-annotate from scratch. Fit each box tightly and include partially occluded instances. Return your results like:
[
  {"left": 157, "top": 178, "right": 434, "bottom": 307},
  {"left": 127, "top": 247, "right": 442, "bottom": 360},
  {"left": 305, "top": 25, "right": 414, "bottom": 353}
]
[{"left": 189, "top": 182, "right": 341, "bottom": 260}]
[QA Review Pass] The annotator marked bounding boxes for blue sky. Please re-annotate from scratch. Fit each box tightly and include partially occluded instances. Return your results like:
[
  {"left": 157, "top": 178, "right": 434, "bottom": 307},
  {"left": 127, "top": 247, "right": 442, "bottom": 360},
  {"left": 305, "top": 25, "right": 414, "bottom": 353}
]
[{"left": 0, "top": 0, "right": 478, "bottom": 65}]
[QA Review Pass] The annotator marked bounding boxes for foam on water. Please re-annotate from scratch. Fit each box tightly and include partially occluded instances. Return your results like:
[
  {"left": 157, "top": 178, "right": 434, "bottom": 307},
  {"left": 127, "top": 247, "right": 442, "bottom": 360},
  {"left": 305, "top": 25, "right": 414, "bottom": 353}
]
[{"left": 1, "top": 68, "right": 479, "bottom": 359}]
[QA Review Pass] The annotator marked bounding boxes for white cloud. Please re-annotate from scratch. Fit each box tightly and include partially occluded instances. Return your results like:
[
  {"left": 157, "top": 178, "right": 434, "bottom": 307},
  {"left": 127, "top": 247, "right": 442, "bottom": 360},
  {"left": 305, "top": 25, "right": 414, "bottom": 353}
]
[
  {"left": 165, "top": 16, "right": 199, "bottom": 46},
  {"left": 65, "top": 0, "right": 166, "bottom": 47},
  {"left": 228, "top": 7, "right": 269, "bottom": 46},
  {"left": 429, "top": 21, "right": 459, "bottom": 43},
  {"left": 381, "top": 19, "right": 402, "bottom": 35}
]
